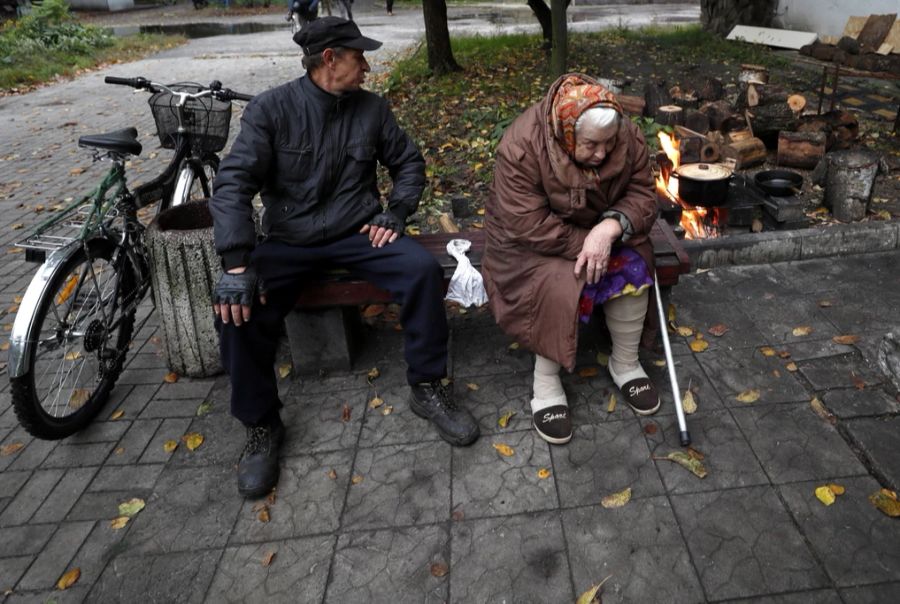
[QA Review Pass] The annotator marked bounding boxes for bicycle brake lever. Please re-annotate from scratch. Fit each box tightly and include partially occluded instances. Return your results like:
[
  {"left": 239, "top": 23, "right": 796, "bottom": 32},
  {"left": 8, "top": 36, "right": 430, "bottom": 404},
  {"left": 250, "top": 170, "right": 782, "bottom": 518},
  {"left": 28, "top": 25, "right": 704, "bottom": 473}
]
[{"left": 209, "top": 80, "right": 222, "bottom": 92}]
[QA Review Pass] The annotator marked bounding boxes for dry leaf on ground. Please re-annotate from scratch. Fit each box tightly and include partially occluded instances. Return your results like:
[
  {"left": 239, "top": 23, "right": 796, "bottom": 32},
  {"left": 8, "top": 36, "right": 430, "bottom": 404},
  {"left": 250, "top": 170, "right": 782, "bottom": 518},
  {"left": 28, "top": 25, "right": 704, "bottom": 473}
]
[
  {"left": 118, "top": 498, "right": 145, "bottom": 518},
  {"left": 810, "top": 397, "right": 836, "bottom": 424},
  {"left": 1, "top": 442, "right": 24, "bottom": 456},
  {"left": 362, "top": 304, "right": 385, "bottom": 318},
  {"left": 818, "top": 300, "right": 832, "bottom": 307},
  {"left": 537, "top": 468, "right": 551, "bottom": 479},
  {"left": 659, "top": 451, "right": 708, "bottom": 478},
  {"left": 257, "top": 505, "right": 270, "bottom": 523},
  {"left": 182, "top": 432, "right": 204, "bottom": 451},
  {"left": 676, "top": 326, "right": 694, "bottom": 337},
  {"left": 69, "top": 388, "right": 90, "bottom": 410},
  {"left": 327, "top": 469, "right": 337, "bottom": 480},
  {"left": 163, "top": 440, "right": 178, "bottom": 453},
  {"left": 497, "top": 410, "right": 516, "bottom": 428},
  {"left": 785, "top": 362, "right": 798, "bottom": 372},
  {"left": 351, "top": 475, "right": 364, "bottom": 485},
  {"left": 341, "top": 404, "right": 351, "bottom": 422},
  {"left": 163, "top": 372, "right": 179, "bottom": 383},
  {"left": 760, "top": 346, "right": 777, "bottom": 357},
  {"left": 261, "top": 551, "right": 276, "bottom": 567},
  {"left": 682, "top": 390, "right": 697, "bottom": 415},
  {"left": 367, "top": 367, "right": 380, "bottom": 380},
  {"left": 466, "top": 382, "right": 479, "bottom": 391},
  {"left": 277, "top": 363, "right": 292, "bottom": 379},
  {"left": 792, "top": 326, "right": 813, "bottom": 337},
  {"left": 595, "top": 352, "right": 609, "bottom": 366},
  {"left": 869, "top": 489, "right": 900, "bottom": 517},
  {"left": 578, "top": 366, "right": 599, "bottom": 378},
  {"left": 576, "top": 576, "right": 612, "bottom": 604},
  {"left": 430, "top": 562, "right": 449, "bottom": 577},
  {"left": 827, "top": 483, "right": 845, "bottom": 495},
  {"left": 687, "top": 447, "right": 705, "bottom": 461},
  {"left": 601, "top": 487, "right": 632, "bottom": 509},
  {"left": 109, "top": 516, "right": 130, "bottom": 530},
  {"left": 109, "top": 409, "right": 124, "bottom": 420},
  {"left": 653, "top": 359, "right": 666, "bottom": 367},
  {"left": 851, "top": 373, "right": 866, "bottom": 390},
  {"left": 607, "top": 394, "right": 617, "bottom": 414},
  {"left": 369, "top": 396, "right": 384, "bottom": 409},
  {"left": 689, "top": 337, "right": 709, "bottom": 352},
  {"left": 736, "top": 389, "right": 760, "bottom": 403},
  {"left": 196, "top": 401, "right": 213, "bottom": 416},
  {"left": 832, "top": 335, "right": 860, "bottom": 345},
  {"left": 643, "top": 423, "right": 657, "bottom": 435},
  {"left": 708, "top": 323, "right": 729, "bottom": 337},
  {"left": 56, "top": 568, "right": 81, "bottom": 590},
  {"left": 492, "top": 443, "right": 515, "bottom": 457},
  {"left": 381, "top": 405, "right": 393, "bottom": 416},
  {"left": 508, "top": 342, "right": 520, "bottom": 351},
  {"left": 778, "top": 350, "right": 791, "bottom": 359},
  {"left": 815, "top": 485, "right": 837, "bottom": 506}
]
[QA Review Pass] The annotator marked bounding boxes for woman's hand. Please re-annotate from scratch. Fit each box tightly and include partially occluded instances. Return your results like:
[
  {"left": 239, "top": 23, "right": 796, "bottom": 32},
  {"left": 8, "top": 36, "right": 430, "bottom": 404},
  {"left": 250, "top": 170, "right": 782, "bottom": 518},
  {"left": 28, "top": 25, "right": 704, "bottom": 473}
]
[{"left": 574, "top": 218, "right": 624, "bottom": 284}]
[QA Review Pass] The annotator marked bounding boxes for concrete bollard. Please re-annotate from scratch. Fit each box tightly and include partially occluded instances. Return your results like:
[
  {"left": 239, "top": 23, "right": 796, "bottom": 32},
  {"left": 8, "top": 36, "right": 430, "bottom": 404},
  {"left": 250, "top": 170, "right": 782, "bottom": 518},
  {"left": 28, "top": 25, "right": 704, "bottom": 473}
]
[{"left": 145, "top": 201, "right": 223, "bottom": 378}]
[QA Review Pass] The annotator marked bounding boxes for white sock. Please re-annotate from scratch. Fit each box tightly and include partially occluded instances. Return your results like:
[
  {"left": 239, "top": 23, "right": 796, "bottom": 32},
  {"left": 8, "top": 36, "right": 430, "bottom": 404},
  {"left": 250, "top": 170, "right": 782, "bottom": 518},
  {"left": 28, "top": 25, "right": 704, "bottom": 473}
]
[{"left": 532, "top": 354, "right": 565, "bottom": 405}]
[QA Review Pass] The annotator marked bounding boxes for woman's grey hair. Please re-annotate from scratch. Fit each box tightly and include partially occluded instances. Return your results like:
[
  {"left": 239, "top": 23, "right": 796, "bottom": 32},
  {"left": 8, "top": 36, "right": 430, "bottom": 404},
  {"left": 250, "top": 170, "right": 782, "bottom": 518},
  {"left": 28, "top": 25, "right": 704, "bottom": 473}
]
[
  {"left": 302, "top": 46, "right": 348, "bottom": 71},
  {"left": 575, "top": 106, "right": 621, "bottom": 137}
]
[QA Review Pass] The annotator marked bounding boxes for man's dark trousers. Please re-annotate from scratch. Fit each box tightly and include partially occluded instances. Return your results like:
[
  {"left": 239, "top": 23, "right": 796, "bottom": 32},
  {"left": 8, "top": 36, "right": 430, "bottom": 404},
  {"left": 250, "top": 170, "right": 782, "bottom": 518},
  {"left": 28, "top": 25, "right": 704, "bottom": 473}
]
[{"left": 218, "top": 233, "right": 449, "bottom": 426}]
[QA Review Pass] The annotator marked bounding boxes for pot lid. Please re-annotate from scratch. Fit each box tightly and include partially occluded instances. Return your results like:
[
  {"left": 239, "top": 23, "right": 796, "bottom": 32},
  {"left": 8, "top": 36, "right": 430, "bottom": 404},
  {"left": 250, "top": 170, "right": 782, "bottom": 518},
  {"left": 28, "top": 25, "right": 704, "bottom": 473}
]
[{"left": 676, "top": 163, "right": 732, "bottom": 180}]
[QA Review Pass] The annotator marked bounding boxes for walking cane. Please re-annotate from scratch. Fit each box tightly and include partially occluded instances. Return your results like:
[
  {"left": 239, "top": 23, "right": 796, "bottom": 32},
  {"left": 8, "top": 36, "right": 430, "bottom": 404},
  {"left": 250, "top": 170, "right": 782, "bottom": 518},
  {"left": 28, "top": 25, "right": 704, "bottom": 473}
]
[{"left": 653, "top": 271, "right": 691, "bottom": 446}]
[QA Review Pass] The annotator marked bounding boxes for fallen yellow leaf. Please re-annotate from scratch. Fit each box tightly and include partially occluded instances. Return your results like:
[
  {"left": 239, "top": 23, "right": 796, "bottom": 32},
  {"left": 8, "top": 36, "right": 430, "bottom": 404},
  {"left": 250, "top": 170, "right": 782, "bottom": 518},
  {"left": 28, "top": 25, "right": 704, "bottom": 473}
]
[
  {"left": 0, "top": 341, "right": 9, "bottom": 352},
  {"left": 507, "top": 342, "right": 520, "bottom": 351},
  {"left": 736, "top": 389, "right": 760, "bottom": 403},
  {"left": 578, "top": 366, "right": 599, "bottom": 378},
  {"left": 367, "top": 367, "right": 380, "bottom": 380},
  {"left": 760, "top": 346, "right": 777, "bottom": 357},
  {"left": 257, "top": 505, "right": 270, "bottom": 523},
  {"left": 109, "top": 516, "right": 130, "bottom": 530},
  {"left": 118, "top": 498, "right": 145, "bottom": 518},
  {"left": 351, "top": 475, "right": 364, "bottom": 485},
  {"left": 689, "top": 338, "right": 709, "bottom": 352},
  {"left": 64, "top": 350, "right": 83, "bottom": 361},
  {"left": 430, "top": 562, "right": 449, "bottom": 578},
  {"left": 576, "top": 576, "right": 612, "bottom": 604},
  {"left": 163, "top": 440, "right": 178, "bottom": 453},
  {"left": 663, "top": 451, "right": 708, "bottom": 478},
  {"left": 827, "top": 483, "right": 845, "bottom": 495},
  {"left": 381, "top": 405, "right": 394, "bottom": 416},
  {"left": 109, "top": 409, "right": 124, "bottom": 420},
  {"left": 369, "top": 396, "right": 384, "bottom": 409},
  {"left": 832, "top": 335, "right": 860, "bottom": 345},
  {"left": 56, "top": 567, "right": 81, "bottom": 590},
  {"left": 181, "top": 432, "right": 204, "bottom": 451},
  {"left": 261, "top": 551, "right": 276, "bottom": 567},
  {"left": 492, "top": 443, "right": 515, "bottom": 457},
  {"left": 676, "top": 326, "right": 694, "bottom": 337},
  {"left": 277, "top": 363, "right": 292, "bottom": 379},
  {"left": 815, "top": 485, "right": 836, "bottom": 506},
  {"left": 1, "top": 442, "right": 25, "bottom": 456},
  {"left": 792, "top": 326, "right": 813, "bottom": 337},
  {"left": 607, "top": 393, "right": 617, "bottom": 413},
  {"left": 682, "top": 390, "right": 697, "bottom": 415},
  {"left": 114, "top": 447, "right": 125, "bottom": 455},
  {"left": 786, "top": 362, "right": 798, "bottom": 372},
  {"left": 869, "top": 489, "right": 900, "bottom": 518},
  {"left": 595, "top": 352, "right": 609, "bottom": 366},
  {"left": 810, "top": 397, "right": 836, "bottom": 424},
  {"left": 818, "top": 300, "right": 832, "bottom": 307},
  {"left": 362, "top": 304, "right": 385, "bottom": 318},
  {"left": 69, "top": 388, "right": 90, "bottom": 410},
  {"left": 163, "top": 372, "right": 179, "bottom": 383},
  {"left": 196, "top": 401, "right": 213, "bottom": 416},
  {"left": 537, "top": 468, "right": 551, "bottom": 479},
  {"left": 327, "top": 469, "right": 337, "bottom": 480},
  {"left": 497, "top": 410, "right": 516, "bottom": 428},
  {"left": 600, "top": 487, "right": 632, "bottom": 509},
  {"left": 667, "top": 303, "right": 676, "bottom": 326},
  {"left": 653, "top": 359, "right": 667, "bottom": 367},
  {"left": 466, "top": 382, "right": 479, "bottom": 391}
]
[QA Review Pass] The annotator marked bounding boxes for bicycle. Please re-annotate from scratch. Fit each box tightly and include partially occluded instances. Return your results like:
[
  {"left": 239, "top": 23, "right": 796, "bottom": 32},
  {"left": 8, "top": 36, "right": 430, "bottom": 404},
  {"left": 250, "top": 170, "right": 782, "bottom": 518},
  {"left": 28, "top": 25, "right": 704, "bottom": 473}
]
[
  {"left": 7, "top": 76, "right": 252, "bottom": 440},
  {"left": 287, "top": 0, "right": 318, "bottom": 35}
]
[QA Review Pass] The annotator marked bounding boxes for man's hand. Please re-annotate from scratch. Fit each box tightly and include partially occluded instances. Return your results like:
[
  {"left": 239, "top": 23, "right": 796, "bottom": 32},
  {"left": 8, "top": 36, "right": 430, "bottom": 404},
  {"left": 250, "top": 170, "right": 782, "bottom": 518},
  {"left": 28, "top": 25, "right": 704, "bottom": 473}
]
[
  {"left": 360, "top": 210, "right": 404, "bottom": 248},
  {"left": 574, "top": 218, "right": 624, "bottom": 285},
  {"left": 213, "top": 266, "right": 266, "bottom": 327}
]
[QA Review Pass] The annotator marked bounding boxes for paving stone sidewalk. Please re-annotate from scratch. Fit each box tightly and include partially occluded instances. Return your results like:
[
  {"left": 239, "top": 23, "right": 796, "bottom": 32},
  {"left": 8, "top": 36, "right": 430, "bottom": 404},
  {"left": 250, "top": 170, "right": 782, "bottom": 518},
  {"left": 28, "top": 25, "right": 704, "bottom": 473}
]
[{"left": 2, "top": 4, "right": 900, "bottom": 603}]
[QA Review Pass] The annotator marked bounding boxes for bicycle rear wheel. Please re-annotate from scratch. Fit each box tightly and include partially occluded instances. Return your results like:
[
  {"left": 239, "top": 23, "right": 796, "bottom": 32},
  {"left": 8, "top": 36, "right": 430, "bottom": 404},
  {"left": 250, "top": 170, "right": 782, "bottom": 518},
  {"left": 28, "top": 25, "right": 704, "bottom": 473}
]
[
  {"left": 172, "top": 153, "right": 219, "bottom": 207},
  {"left": 10, "top": 240, "right": 138, "bottom": 439}
]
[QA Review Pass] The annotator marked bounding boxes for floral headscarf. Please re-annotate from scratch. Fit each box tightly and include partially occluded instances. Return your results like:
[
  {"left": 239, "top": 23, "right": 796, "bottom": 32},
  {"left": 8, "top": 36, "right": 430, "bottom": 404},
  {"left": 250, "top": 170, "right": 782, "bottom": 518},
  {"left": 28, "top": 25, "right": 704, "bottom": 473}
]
[{"left": 549, "top": 74, "right": 623, "bottom": 158}]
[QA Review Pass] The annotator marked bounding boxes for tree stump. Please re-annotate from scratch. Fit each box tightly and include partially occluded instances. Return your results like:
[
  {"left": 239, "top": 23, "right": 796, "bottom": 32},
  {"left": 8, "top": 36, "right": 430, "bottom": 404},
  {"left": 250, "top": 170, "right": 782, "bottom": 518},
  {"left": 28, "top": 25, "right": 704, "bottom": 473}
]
[
  {"left": 145, "top": 201, "right": 223, "bottom": 377},
  {"left": 777, "top": 131, "right": 826, "bottom": 169},
  {"left": 819, "top": 149, "right": 880, "bottom": 222},
  {"left": 877, "top": 330, "right": 900, "bottom": 391},
  {"left": 656, "top": 105, "right": 684, "bottom": 127}
]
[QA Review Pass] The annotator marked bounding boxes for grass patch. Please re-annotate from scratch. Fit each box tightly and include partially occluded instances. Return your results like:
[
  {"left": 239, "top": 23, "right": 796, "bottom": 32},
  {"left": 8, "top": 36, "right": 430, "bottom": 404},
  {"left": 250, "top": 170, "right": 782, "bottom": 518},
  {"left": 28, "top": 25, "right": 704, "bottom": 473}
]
[{"left": 0, "top": 34, "right": 186, "bottom": 92}]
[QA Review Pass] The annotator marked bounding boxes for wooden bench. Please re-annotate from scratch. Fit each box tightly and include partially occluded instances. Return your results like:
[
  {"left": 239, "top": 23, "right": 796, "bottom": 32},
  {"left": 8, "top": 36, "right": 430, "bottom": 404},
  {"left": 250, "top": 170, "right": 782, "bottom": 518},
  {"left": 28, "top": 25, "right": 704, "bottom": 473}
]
[{"left": 285, "top": 218, "right": 690, "bottom": 373}]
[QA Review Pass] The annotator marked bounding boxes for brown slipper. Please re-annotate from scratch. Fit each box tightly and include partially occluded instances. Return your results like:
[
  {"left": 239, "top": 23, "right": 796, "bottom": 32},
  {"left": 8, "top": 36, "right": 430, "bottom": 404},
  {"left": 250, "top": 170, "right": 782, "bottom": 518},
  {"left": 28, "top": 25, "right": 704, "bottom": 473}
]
[{"left": 608, "top": 364, "right": 660, "bottom": 416}]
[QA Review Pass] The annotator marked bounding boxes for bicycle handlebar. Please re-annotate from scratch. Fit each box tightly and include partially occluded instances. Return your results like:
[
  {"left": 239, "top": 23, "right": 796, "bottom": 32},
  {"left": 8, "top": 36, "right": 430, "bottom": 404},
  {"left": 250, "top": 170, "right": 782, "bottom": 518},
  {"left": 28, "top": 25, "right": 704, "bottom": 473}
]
[{"left": 104, "top": 76, "right": 253, "bottom": 102}]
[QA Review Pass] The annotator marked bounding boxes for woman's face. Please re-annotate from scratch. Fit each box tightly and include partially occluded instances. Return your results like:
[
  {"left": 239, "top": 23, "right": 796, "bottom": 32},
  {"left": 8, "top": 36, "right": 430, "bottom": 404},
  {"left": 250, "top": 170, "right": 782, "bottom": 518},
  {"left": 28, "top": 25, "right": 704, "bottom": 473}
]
[{"left": 574, "top": 122, "right": 618, "bottom": 167}]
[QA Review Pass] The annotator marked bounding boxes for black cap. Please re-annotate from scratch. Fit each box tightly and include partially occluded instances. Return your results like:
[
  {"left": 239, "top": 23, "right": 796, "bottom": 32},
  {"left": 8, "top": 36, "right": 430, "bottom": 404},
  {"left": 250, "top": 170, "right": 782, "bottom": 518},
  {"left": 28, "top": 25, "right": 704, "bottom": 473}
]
[{"left": 293, "top": 17, "right": 382, "bottom": 56}]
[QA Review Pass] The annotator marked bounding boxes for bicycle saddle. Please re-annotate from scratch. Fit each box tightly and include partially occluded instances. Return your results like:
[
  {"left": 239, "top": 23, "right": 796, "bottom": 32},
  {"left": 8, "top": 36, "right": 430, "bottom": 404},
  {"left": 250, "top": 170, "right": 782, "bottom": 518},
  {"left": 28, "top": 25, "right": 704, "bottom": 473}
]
[{"left": 78, "top": 128, "right": 142, "bottom": 156}]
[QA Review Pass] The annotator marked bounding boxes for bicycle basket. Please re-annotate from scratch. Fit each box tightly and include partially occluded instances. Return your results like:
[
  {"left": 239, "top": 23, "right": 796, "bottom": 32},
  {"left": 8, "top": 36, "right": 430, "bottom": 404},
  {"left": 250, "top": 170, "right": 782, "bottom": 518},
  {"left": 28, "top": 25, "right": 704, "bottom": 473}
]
[{"left": 149, "top": 83, "right": 232, "bottom": 152}]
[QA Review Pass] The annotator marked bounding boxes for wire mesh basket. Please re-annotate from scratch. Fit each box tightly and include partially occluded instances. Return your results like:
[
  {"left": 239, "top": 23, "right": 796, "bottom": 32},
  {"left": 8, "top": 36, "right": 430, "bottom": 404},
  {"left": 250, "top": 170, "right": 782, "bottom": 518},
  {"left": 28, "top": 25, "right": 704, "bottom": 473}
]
[{"left": 149, "top": 84, "right": 231, "bottom": 152}]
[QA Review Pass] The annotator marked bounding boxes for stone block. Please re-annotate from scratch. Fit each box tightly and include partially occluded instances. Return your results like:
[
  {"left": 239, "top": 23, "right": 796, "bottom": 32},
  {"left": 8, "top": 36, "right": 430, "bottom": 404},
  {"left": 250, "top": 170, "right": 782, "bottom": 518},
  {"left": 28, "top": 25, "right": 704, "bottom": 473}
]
[
  {"left": 285, "top": 307, "right": 360, "bottom": 374},
  {"left": 89, "top": 549, "right": 220, "bottom": 603},
  {"left": 17, "top": 521, "right": 94, "bottom": 591},
  {"left": 844, "top": 416, "right": 900, "bottom": 490}
]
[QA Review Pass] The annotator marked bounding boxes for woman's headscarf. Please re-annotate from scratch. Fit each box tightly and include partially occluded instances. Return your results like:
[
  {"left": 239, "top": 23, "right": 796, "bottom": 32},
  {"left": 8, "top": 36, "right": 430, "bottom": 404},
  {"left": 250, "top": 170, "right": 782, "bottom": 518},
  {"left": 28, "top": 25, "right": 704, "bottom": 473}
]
[{"left": 549, "top": 74, "right": 624, "bottom": 158}]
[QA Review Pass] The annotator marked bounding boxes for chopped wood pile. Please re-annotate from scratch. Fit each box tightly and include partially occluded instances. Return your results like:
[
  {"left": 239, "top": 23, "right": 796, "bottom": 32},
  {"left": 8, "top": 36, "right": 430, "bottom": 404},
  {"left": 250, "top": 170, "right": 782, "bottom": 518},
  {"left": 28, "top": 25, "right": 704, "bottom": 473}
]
[{"left": 800, "top": 13, "right": 900, "bottom": 75}]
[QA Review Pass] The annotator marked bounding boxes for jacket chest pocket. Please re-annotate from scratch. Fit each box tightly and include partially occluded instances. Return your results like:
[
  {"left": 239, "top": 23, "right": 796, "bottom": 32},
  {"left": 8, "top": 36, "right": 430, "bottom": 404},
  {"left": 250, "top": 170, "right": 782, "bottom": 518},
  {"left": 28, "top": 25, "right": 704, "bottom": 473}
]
[
  {"left": 275, "top": 146, "right": 312, "bottom": 184},
  {"left": 346, "top": 144, "right": 376, "bottom": 168}
]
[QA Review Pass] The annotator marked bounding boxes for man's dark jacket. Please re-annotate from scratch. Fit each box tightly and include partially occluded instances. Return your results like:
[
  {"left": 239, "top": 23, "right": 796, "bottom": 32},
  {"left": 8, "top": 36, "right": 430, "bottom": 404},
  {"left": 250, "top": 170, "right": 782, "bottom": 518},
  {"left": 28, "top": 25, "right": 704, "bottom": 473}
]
[{"left": 210, "top": 75, "right": 426, "bottom": 269}]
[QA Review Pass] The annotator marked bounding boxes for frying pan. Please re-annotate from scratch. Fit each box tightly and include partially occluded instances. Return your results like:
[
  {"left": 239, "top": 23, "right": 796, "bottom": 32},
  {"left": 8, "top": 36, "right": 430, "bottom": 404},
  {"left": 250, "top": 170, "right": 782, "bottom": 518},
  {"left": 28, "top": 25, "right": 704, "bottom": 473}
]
[{"left": 755, "top": 170, "right": 803, "bottom": 197}]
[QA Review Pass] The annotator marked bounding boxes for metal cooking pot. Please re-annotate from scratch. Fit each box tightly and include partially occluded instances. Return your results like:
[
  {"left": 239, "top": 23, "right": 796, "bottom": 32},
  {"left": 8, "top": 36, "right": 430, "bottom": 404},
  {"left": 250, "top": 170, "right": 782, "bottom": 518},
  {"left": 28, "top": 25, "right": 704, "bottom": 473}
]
[
  {"left": 755, "top": 169, "right": 803, "bottom": 197},
  {"left": 672, "top": 163, "right": 733, "bottom": 207}
]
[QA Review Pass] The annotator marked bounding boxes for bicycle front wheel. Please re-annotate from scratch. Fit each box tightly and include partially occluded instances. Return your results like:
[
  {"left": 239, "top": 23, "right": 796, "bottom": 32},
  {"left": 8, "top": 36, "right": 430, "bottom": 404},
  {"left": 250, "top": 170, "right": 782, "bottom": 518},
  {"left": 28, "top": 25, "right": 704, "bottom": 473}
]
[
  {"left": 172, "top": 153, "right": 219, "bottom": 207},
  {"left": 10, "top": 240, "right": 138, "bottom": 439}
]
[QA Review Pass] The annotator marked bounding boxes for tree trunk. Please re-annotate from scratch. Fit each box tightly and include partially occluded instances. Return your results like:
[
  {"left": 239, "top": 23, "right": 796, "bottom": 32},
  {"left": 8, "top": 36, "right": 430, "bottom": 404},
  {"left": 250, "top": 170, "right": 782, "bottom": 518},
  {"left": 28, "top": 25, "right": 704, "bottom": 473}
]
[
  {"left": 550, "top": 0, "right": 568, "bottom": 77},
  {"left": 528, "top": 0, "right": 553, "bottom": 44},
  {"left": 423, "top": 0, "right": 460, "bottom": 75},
  {"left": 700, "top": 0, "right": 777, "bottom": 37}
]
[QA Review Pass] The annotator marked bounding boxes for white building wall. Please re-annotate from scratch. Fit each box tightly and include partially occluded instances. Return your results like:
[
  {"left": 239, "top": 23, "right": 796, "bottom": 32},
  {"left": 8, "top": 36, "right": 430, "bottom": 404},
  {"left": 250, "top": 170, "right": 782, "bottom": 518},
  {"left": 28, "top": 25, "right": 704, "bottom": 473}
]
[{"left": 774, "top": 0, "right": 899, "bottom": 37}]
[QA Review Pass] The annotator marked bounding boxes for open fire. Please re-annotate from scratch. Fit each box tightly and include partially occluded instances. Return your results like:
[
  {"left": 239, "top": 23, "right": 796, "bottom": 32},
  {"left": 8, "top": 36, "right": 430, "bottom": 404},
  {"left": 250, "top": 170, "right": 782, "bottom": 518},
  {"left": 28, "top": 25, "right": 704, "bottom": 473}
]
[{"left": 655, "top": 132, "right": 723, "bottom": 239}]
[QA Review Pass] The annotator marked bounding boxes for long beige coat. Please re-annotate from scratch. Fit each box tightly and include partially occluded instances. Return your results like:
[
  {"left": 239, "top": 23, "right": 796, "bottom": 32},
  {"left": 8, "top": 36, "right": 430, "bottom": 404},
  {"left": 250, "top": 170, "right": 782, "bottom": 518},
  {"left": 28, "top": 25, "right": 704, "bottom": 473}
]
[{"left": 482, "top": 75, "right": 657, "bottom": 371}]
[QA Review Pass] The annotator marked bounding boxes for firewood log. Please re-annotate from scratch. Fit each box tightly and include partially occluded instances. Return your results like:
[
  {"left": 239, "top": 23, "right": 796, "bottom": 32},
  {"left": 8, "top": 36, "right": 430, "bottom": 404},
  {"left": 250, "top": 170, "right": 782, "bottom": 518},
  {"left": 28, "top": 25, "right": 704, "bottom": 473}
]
[
  {"left": 699, "top": 100, "right": 737, "bottom": 131},
  {"left": 738, "top": 64, "right": 769, "bottom": 85},
  {"left": 617, "top": 94, "right": 646, "bottom": 117},
  {"left": 669, "top": 86, "right": 700, "bottom": 110},
  {"left": 656, "top": 105, "right": 684, "bottom": 127},
  {"left": 683, "top": 109, "right": 711, "bottom": 135},
  {"left": 643, "top": 81, "right": 672, "bottom": 118},
  {"left": 438, "top": 213, "right": 460, "bottom": 233},
  {"left": 777, "top": 131, "right": 826, "bottom": 169},
  {"left": 787, "top": 94, "right": 807, "bottom": 114},
  {"left": 698, "top": 77, "right": 725, "bottom": 102},
  {"left": 722, "top": 137, "right": 767, "bottom": 169},
  {"left": 796, "top": 110, "right": 859, "bottom": 150},
  {"left": 746, "top": 103, "right": 798, "bottom": 148}
]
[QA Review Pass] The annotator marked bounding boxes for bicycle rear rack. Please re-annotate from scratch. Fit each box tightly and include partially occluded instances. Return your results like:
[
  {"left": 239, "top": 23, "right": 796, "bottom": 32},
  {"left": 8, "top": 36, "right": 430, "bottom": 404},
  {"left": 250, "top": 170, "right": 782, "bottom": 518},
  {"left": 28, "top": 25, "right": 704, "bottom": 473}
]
[{"left": 15, "top": 204, "right": 100, "bottom": 262}]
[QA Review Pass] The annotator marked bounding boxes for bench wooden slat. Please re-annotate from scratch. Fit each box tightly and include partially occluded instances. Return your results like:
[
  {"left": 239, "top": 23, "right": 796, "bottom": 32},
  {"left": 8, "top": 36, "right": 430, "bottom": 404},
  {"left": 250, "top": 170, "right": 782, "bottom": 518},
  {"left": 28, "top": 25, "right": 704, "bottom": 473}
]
[{"left": 294, "top": 219, "right": 689, "bottom": 308}]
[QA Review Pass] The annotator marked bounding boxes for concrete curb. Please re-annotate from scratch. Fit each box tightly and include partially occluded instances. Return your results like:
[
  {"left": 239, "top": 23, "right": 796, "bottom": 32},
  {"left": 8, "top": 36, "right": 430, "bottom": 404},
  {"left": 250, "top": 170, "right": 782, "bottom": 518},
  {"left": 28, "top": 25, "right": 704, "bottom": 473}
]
[{"left": 683, "top": 220, "right": 900, "bottom": 268}]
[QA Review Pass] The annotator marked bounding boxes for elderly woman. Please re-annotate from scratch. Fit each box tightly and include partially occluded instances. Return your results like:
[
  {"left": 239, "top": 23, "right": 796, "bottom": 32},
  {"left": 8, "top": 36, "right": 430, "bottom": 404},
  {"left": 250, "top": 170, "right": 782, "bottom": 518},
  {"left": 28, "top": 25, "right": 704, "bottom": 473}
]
[{"left": 483, "top": 73, "right": 660, "bottom": 445}]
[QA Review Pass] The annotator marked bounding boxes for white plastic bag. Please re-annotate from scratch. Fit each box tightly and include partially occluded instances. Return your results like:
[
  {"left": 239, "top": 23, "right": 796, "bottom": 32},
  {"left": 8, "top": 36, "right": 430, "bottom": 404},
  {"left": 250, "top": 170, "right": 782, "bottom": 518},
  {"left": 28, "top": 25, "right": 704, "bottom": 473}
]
[{"left": 444, "top": 238, "right": 488, "bottom": 307}]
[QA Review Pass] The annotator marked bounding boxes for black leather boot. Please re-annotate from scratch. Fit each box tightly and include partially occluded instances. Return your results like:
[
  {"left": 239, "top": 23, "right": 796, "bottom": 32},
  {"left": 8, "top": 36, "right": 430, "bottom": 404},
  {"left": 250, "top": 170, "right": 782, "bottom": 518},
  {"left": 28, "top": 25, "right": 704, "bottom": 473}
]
[
  {"left": 409, "top": 380, "right": 480, "bottom": 446},
  {"left": 237, "top": 415, "right": 285, "bottom": 499}
]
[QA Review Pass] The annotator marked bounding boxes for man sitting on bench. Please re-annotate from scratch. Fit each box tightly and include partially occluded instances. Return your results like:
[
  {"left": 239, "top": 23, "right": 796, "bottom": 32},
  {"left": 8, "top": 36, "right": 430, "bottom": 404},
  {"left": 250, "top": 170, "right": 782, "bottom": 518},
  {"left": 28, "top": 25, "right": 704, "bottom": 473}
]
[{"left": 209, "top": 17, "right": 480, "bottom": 500}]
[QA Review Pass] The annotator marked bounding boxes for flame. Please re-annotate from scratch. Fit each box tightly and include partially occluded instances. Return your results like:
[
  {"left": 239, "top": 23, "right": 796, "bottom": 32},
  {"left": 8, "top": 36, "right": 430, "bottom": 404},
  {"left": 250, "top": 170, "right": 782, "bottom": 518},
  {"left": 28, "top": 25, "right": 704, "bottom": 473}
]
[{"left": 655, "top": 131, "right": 718, "bottom": 239}]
